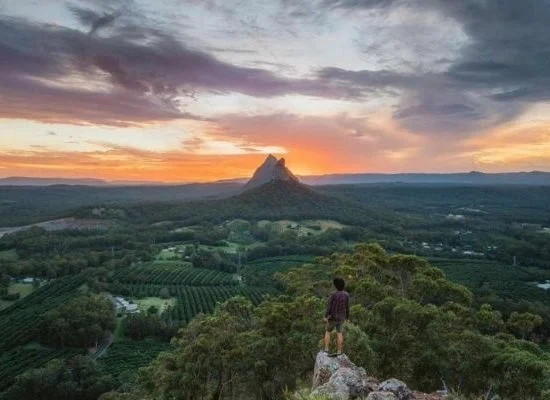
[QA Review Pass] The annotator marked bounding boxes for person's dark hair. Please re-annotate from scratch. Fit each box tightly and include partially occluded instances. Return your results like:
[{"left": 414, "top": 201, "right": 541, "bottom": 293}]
[{"left": 333, "top": 277, "right": 345, "bottom": 291}]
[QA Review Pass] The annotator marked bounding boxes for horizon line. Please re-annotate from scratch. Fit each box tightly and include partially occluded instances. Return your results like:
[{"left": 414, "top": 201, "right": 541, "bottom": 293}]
[{"left": 2, "top": 169, "right": 550, "bottom": 186}]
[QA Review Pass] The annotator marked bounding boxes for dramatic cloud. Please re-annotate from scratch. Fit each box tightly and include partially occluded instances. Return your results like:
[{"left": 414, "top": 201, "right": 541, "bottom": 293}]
[
  {"left": 1, "top": 0, "right": 549, "bottom": 179},
  {"left": 315, "top": 0, "right": 550, "bottom": 135},
  {"left": 0, "top": 8, "right": 361, "bottom": 127}
]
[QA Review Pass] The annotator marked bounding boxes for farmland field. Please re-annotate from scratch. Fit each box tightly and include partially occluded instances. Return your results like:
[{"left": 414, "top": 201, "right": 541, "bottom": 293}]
[
  {"left": 0, "top": 344, "right": 83, "bottom": 392},
  {"left": 97, "top": 340, "right": 171, "bottom": 378},
  {"left": 0, "top": 283, "right": 34, "bottom": 310},
  {"left": 120, "top": 284, "right": 275, "bottom": 324},
  {"left": 113, "top": 263, "right": 237, "bottom": 286},
  {"left": 0, "top": 274, "right": 86, "bottom": 352}
]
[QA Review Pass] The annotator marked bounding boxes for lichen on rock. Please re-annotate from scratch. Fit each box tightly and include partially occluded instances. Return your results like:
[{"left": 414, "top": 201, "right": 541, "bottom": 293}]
[{"left": 309, "top": 351, "right": 421, "bottom": 400}]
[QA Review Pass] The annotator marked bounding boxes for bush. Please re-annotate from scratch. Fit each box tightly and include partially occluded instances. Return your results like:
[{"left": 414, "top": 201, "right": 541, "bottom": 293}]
[{"left": 1, "top": 293, "right": 20, "bottom": 301}]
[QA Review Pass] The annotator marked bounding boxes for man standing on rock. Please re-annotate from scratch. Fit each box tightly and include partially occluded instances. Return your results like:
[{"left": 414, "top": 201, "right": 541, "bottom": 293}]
[{"left": 323, "top": 277, "right": 350, "bottom": 356}]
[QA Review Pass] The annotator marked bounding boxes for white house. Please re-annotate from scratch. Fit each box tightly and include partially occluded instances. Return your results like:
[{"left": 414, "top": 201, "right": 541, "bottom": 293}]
[{"left": 115, "top": 296, "right": 140, "bottom": 314}]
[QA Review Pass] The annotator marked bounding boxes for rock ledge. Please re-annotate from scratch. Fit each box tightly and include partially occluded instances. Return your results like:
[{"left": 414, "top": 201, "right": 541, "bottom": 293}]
[{"left": 310, "top": 352, "right": 443, "bottom": 400}]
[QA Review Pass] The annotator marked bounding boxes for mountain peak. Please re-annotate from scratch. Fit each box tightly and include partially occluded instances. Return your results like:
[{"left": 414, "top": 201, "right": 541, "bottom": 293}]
[{"left": 244, "top": 155, "right": 299, "bottom": 191}]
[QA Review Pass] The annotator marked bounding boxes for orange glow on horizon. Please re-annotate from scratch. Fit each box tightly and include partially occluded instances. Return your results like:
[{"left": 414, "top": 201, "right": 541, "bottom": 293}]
[{"left": 1, "top": 117, "right": 550, "bottom": 182}]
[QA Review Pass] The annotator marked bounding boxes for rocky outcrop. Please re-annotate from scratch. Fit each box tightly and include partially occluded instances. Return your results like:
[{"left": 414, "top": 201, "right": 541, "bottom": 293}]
[
  {"left": 243, "top": 154, "right": 299, "bottom": 191},
  {"left": 312, "top": 352, "right": 377, "bottom": 399},
  {"left": 310, "top": 352, "right": 436, "bottom": 400},
  {"left": 379, "top": 379, "right": 413, "bottom": 400}
]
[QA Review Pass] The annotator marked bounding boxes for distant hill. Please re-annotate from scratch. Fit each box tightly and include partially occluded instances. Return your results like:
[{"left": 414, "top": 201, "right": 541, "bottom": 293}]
[
  {"left": 0, "top": 177, "right": 110, "bottom": 186},
  {"left": 0, "top": 177, "right": 164, "bottom": 186},
  {"left": 0, "top": 182, "right": 242, "bottom": 227},
  {"left": 4, "top": 170, "right": 550, "bottom": 187},
  {"left": 119, "top": 178, "right": 395, "bottom": 227},
  {"left": 300, "top": 171, "right": 550, "bottom": 185}
]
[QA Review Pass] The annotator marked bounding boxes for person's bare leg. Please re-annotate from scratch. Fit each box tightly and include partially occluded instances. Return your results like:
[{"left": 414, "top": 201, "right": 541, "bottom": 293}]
[
  {"left": 337, "top": 332, "right": 344, "bottom": 354},
  {"left": 324, "top": 330, "right": 331, "bottom": 352}
]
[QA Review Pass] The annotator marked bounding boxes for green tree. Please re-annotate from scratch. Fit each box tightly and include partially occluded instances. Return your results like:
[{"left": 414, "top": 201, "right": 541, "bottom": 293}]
[
  {"left": 507, "top": 311, "right": 544, "bottom": 340},
  {"left": 39, "top": 294, "right": 115, "bottom": 348},
  {"left": 2, "top": 355, "right": 116, "bottom": 400}
]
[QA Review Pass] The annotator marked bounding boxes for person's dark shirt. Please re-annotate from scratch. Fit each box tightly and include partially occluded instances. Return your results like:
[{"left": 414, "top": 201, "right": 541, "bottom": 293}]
[{"left": 325, "top": 290, "right": 350, "bottom": 322}]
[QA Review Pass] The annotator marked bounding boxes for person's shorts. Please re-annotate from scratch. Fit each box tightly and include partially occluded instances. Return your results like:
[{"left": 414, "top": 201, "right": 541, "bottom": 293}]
[{"left": 326, "top": 319, "right": 344, "bottom": 333}]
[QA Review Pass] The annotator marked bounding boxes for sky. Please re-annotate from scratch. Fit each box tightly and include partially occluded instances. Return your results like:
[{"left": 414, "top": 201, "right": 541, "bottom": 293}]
[{"left": 1, "top": 0, "right": 550, "bottom": 182}]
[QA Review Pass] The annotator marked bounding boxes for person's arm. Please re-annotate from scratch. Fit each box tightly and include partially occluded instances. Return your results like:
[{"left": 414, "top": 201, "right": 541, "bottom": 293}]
[{"left": 324, "top": 294, "right": 333, "bottom": 320}]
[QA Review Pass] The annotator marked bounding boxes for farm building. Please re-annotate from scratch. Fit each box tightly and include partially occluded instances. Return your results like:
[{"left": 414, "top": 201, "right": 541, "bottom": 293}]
[{"left": 115, "top": 296, "right": 140, "bottom": 314}]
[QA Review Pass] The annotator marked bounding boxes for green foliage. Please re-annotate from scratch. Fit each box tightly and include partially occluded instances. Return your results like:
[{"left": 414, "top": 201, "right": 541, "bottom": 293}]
[
  {"left": 161, "top": 284, "right": 274, "bottom": 324},
  {"left": 112, "top": 262, "right": 236, "bottom": 286},
  {"left": 0, "top": 274, "right": 86, "bottom": 352},
  {"left": 123, "top": 314, "right": 176, "bottom": 341},
  {"left": 97, "top": 340, "right": 170, "bottom": 379},
  {"left": 242, "top": 255, "right": 316, "bottom": 287},
  {"left": 133, "top": 291, "right": 376, "bottom": 400},
  {"left": 507, "top": 311, "right": 544, "bottom": 340},
  {"left": 0, "top": 345, "right": 84, "bottom": 392},
  {"left": 39, "top": 294, "right": 116, "bottom": 348},
  {"left": 0, "top": 355, "right": 116, "bottom": 400},
  {"left": 129, "top": 244, "right": 550, "bottom": 399},
  {"left": 190, "top": 248, "right": 238, "bottom": 272},
  {"left": 138, "top": 295, "right": 343, "bottom": 400},
  {"left": 2, "top": 181, "right": 550, "bottom": 399},
  {"left": 158, "top": 286, "right": 170, "bottom": 299}
]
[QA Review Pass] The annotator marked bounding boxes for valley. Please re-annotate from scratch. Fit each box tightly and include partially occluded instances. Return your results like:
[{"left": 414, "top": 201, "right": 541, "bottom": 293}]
[{"left": 1, "top": 157, "right": 550, "bottom": 399}]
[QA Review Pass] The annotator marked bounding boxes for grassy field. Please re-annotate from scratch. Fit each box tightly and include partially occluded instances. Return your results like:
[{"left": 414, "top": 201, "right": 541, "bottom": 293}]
[
  {"left": 0, "top": 249, "right": 18, "bottom": 262},
  {"left": 257, "top": 219, "right": 345, "bottom": 237},
  {"left": 113, "top": 317, "right": 126, "bottom": 342},
  {"left": 135, "top": 297, "right": 175, "bottom": 314},
  {"left": 0, "top": 283, "right": 34, "bottom": 310},
  {"left": 157, "top": 241, "right": 245, "bottom": 259}
]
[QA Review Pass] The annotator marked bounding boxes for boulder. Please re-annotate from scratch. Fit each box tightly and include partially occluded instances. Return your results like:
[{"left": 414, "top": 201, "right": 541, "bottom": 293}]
[
  {"left": 366, "top": 392, "right": 398, "bottom": 400},
  {"left": 309, "top": 352, "right": 420, "bottom": 400},
  {"left": 311, "top": 352, "right": 377, "bottom": 399},
  {"left": 311, "top": 379, "right": 350, "bottom": 400},
  {"left": 379, "top": 379, "right": 413, "bottom": 400}
]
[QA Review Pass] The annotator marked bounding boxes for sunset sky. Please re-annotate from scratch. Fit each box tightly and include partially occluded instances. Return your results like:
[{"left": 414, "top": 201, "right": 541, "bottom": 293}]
[{"left": 1, "top": 0, "right": 550, "bottom": 182}]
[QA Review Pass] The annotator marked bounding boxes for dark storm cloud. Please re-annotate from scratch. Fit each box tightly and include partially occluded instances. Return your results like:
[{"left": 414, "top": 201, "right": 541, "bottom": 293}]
[
  {"left": 318, "top": 0, "right": 550, "bottom": 134},
  {"left": 322, "top": 0, "right": 400, "bottom": 9},
  {"left": 442, "top": 0, "right": 550, "bottom": 97},
  {"left": 68, "top": 5, "right": 103, "bottom": 26},
  {"left": 0, "top": 6, "right": 360, "bottom": 127}
]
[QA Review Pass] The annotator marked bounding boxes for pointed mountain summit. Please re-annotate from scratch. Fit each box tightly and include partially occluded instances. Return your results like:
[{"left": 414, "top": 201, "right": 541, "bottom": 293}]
[{"left": 243, "top": 155, "right": 299, "bottom": 191}]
